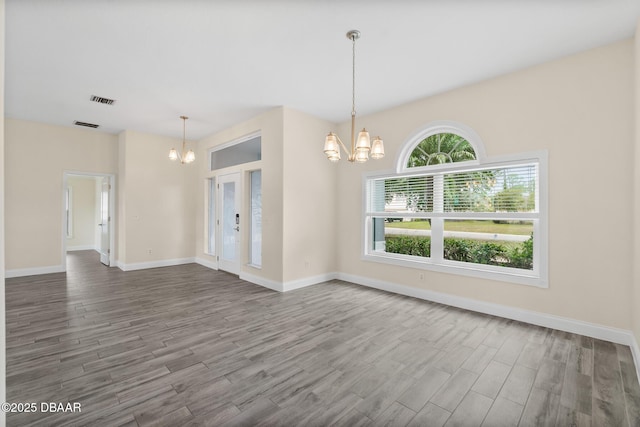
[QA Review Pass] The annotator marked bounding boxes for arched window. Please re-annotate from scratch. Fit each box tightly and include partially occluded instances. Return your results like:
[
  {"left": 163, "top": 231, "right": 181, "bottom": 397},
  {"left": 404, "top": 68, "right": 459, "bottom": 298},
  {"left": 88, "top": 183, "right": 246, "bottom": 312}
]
[
  {"left": 406, "top": 133, "right": 475, "bottom": 167},
  {"left": 365, "top": 121, "right": 547, "bottom": 287},
  {"left": 397, "top": 121, "right": 486, "bottom": 173}
]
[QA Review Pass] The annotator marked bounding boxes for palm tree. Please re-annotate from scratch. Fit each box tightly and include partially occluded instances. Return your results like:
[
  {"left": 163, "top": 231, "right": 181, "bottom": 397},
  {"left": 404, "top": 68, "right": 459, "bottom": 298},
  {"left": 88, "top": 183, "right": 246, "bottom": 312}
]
[
  {"left": 407, "top": 133, "right": 476, "bottom": 167},
  {"left": 405, "top": 133, "right": 487, "bottom": 214}
]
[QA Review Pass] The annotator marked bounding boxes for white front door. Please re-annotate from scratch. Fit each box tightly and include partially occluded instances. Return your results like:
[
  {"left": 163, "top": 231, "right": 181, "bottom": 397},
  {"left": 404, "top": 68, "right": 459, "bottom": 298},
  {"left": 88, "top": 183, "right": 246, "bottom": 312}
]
[
  {"left": 218, "top": 173, "right": 241, "bottom": 274},
  {"left": 99, "top": 177, "right": 110, "bottom": 266}
]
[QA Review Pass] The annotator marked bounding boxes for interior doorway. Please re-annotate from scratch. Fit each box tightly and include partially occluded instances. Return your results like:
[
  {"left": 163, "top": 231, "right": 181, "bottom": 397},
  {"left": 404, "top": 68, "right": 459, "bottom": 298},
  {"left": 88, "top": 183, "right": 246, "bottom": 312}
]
[{"left": 63, "top": 172, "right": 116, "bottom": 269}]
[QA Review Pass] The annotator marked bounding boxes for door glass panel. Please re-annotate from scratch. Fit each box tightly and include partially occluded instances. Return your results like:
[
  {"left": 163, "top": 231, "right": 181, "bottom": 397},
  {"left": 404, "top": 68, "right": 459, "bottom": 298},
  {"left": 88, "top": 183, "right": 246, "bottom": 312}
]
[
  {"left": 207, "top": 178, "right": 216, "bottom": 254},
  {"left": 250, "top": 170, "right": 262, "bottom": 266},
  {"left": 222, "top": 182, "right": 236, "bottom": 261}
]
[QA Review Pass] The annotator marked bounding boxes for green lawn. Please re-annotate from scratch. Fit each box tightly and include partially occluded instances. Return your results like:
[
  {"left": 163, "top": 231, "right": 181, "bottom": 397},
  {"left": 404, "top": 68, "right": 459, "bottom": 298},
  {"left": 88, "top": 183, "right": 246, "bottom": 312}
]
[{"left": 386, "top": 219, "right": 532, "bottom": 235}]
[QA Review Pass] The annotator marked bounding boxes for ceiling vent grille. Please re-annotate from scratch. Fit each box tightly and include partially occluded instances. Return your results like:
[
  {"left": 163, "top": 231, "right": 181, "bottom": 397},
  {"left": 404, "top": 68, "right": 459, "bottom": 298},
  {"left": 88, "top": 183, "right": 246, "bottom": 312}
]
[
  {"left": 90, "top": 95, "right": 116, "bottom": 105},
  {"left": 74, "top": 120, "right": 99, "bottom": 129}
]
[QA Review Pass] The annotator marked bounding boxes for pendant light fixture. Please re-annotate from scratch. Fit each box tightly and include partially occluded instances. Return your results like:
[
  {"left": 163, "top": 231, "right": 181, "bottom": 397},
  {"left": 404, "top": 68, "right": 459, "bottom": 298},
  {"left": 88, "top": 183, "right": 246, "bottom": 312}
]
[
  {"left": 169, "top": 115, "right": 195, "bottom": 164},
  {"left": 323, "top": 30, "right": 384, "bottom": 163}
]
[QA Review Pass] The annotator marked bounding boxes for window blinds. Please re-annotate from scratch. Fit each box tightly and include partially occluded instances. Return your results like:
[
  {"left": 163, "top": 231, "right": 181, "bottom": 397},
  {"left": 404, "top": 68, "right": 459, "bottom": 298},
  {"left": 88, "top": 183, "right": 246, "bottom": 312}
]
[{"left": 368, "top": 163, "right": 538, "bottom": 214}]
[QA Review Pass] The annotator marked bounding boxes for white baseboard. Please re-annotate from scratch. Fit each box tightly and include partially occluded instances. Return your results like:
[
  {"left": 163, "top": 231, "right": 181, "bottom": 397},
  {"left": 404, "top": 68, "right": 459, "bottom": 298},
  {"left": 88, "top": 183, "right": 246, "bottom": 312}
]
[
  {"left": 282, "top": 272, "right": 338, "bottom": 292},
  {"left": 5, "top": 264, "right": 66, "bottom": 278},
  {"left": 337, "top": 272, "right": 636, "bottom": 347},
  {"left": 117, "top": 257, "right": 195, "bottom": 272},
  {"left": 66, "top": 245, "right": 98, "bottom": 252},
  {"left": 631, "top": 334, "right": 640, "bottom": 392},
  {"left": 195, "top": 257, "right": 218, "bottom": 270},
  {"left": 239, "top": 271, "right": 339, "bottom": 293},
  {"left": 239, "top": 272, "right": 284, "bottom": 292},
  {"left": 193, "top": 258, "right": 337, "bottom": 293}
]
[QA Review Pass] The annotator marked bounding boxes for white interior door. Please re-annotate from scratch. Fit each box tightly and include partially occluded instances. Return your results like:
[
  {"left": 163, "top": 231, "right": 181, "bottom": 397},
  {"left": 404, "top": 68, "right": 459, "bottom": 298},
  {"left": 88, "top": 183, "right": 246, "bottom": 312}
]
[
  {"left": 218, "top": 173, "right": 241, "bottom": 274},
  {"left": 99, "top": 177, "right": 110, "bottom": 266}
]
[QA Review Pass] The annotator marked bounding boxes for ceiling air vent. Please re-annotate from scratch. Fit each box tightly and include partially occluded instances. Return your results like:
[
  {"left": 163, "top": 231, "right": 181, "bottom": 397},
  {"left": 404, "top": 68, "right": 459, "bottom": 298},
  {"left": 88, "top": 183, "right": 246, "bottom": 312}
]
[
  {"left": 90, "top": 95, "right": 116, "bottom": 105},
  {"left": 74, "top": 120, "right": 99, "bottom": 129}
]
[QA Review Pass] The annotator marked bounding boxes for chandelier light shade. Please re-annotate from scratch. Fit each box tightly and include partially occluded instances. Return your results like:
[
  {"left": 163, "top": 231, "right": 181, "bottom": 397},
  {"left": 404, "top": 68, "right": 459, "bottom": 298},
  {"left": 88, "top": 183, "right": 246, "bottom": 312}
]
[
  {"left": 169, "top": 115, "right": 195, "bottom": 164},
  {"left": 370, "top": 136, "right": 384, "bottom": 159},
  {"left": 323, "top": 30, "right": 384, "bottom": 163}
]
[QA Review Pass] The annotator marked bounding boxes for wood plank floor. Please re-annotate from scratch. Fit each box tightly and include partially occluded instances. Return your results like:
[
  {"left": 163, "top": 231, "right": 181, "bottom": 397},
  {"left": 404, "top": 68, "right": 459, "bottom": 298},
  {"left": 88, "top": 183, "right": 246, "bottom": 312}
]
[{"left": 5, "top": 251, "right": 640, "bottom": 426}]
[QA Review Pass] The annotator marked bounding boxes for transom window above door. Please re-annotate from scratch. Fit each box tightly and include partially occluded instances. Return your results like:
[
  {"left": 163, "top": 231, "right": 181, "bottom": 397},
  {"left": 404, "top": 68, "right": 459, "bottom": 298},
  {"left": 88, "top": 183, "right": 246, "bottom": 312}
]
[{"left": 209, "top": 133, "right": 261, "bottom": 171}]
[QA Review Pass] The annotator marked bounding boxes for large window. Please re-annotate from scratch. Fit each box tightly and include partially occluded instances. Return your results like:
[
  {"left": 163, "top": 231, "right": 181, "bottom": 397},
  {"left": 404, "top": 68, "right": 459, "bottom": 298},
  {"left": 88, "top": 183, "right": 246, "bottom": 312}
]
[{"left": 364, "top": 123, "right": 547, "bottom": 287}]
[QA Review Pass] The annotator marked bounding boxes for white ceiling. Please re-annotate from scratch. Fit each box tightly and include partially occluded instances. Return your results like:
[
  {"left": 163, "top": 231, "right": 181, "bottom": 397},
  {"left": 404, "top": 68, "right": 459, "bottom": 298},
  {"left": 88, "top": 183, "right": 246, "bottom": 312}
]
[{"left": 6, "top": 0, "right": 640, "bottom": 140}]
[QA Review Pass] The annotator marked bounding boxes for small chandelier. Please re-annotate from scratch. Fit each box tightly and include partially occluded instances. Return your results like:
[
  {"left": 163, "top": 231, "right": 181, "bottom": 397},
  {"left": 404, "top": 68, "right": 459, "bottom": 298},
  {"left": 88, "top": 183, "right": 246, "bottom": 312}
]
[
  {"left": 324, "top": 30, "right": 384, "bottom": 163},
  {"left": 169, "top": 115, "right": 195, "bottom": 164}
]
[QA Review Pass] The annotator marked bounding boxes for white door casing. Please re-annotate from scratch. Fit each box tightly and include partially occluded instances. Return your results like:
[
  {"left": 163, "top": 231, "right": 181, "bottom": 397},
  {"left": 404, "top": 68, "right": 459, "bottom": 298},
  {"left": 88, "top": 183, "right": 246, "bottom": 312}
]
[
  {"left": 218, "top": 173, "right": 241, "bottom": 274},
  {"left": 99, "top": 176, "right": 110, "bottom": 266}
]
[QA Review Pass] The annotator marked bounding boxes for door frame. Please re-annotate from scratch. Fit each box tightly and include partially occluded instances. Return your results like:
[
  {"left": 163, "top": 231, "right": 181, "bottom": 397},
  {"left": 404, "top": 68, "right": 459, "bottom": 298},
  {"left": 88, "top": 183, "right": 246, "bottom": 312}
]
[
  {"left": 99, "top": 176, "right": 111, "bottom": 266},
  {"left": 217, "top": 172, "right": 242, "bottom": 275},
  {"left": 62, "top": 171, "right": 116, "bottom": 269}
]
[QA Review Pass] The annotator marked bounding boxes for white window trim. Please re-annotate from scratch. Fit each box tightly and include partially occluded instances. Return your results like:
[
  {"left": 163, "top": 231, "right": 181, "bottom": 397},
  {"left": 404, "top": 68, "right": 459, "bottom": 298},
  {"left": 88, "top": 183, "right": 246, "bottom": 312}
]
[
  {"left": 363, "top": 149, "right": 549, "bottom": 288},
  {"left": 208, "top": 130, "right": 261, "bottom": 154},
  {"left": 396, "top": 120, "right": 487, "bottom": 174},
  {"left": 208, "top": 130, "right": 261, "bottom": 172}
]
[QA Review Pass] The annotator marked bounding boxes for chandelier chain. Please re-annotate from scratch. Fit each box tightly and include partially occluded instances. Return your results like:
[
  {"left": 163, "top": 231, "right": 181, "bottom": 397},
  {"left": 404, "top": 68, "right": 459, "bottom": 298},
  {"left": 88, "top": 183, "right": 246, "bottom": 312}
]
[
  {"left": 169, "top": 116, "right": 195, "bottom": 164},
  {"left": 352, "top": 34, "right": 356, "bottom": 117}
]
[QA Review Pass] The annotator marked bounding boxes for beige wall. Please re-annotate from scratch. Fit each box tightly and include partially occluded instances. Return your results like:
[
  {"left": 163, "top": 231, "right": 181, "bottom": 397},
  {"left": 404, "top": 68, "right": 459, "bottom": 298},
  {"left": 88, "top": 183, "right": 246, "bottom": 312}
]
[
  {"left": 195, "top": 107, "right": 337, "bottom": 285},
  {"left": 335, "top": 39, "right": 634, "bottom": 329},
  {"left": 117, "top": 130, "right": 197, "bottom": 265},
  {"left": 282, "top": 108, "right": 337, "bottom": 282},
  {"left": 5, "top": 120, "right": 197, "bottom": 270},
  {"left": 66, "top": 176, "right": 98, "bottom": 250},
  {"left": 196, "top": 108, "right": 285, "bottom": 283},
  {"left": 5, "top": 119, "right": 118, "bottom": 271}
]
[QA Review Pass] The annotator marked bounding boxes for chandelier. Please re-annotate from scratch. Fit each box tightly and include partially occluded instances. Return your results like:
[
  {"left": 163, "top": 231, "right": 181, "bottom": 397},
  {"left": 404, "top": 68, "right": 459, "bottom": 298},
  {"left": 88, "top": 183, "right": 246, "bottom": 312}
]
[
  {"left": 169, "top": 116, "right": 195, "bottom": 164},
  {"left": 323, "top": 30, "right": 384, "bottom": 163}
]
